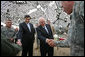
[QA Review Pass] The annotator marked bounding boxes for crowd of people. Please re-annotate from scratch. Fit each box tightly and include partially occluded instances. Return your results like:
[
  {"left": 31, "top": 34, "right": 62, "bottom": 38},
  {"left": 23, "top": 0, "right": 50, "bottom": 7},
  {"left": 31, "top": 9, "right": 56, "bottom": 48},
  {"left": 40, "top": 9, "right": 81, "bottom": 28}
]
[{"left": 1, "top": 1, "right": 84, "bottom": 56}]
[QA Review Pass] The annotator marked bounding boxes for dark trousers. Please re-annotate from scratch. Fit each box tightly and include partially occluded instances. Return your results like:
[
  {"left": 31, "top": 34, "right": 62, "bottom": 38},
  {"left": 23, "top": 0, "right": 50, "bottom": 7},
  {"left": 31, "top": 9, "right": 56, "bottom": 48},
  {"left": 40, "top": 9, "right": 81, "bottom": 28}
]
[
  {"left": 40, "top": 46, "right": 54, "bottom": 56},
  {"left": 22, "top": 43, "right": 33, "bottom": 56}
]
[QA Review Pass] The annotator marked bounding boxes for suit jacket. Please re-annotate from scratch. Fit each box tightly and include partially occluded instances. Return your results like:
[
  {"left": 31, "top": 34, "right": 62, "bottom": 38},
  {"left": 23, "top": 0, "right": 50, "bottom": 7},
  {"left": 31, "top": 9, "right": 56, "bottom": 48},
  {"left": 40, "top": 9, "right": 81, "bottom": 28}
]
[
  {"left": 18, "top": 22, "right": 35, "bottom": 45},
  {"left": 36, "top": 24, "right": 53, "bottom": 48}
]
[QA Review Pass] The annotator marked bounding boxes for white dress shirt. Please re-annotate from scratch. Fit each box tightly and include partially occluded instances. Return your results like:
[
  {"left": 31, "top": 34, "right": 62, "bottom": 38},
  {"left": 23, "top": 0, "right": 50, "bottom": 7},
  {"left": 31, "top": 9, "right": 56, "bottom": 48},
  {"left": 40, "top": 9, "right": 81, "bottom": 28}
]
[{"left": 27, "top": 23, "right": 31, "bottom": 32}]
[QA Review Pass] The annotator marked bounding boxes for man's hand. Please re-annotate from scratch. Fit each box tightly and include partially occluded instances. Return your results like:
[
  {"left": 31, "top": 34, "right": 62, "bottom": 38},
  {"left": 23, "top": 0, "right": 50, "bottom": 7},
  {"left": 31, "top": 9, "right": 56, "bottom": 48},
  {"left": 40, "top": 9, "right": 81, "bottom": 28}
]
[
  {"left": 48, "top": 39, "right": 56, "bottom": 47},
  {"left": 46, "top": 39, "right": 51, "bottom": 43},
  {"left": 46, "top": 39, "right": 56, "bottom": 47},
  {"left": 16, "top": 39, "right": 22, "bottom": 46},
  {"left": 15, "top": 28, "right": 18, "bottom": 31},
  {"left": 10, "top": 38, "right": 14, "bottom": 41},
  {"left": 10, "top": 38, "right": 14, "bottom": 43}
]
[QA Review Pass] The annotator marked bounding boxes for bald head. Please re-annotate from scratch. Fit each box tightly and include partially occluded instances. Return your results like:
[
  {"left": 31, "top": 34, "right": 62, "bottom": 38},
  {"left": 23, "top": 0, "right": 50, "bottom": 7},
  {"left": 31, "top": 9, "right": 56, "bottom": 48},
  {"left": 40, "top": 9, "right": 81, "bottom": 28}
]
[
  {"left": 39, "top": 17, "right": 46, "bottom": 26},
  {"left": 61, "top": 1, "right": 74, "bottom": 15}
]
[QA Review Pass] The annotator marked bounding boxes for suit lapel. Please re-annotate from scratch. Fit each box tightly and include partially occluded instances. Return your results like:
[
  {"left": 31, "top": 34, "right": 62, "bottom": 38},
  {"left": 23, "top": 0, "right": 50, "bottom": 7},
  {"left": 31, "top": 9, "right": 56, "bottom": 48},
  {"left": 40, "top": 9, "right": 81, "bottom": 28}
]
[
  {"left": 29, "top": 23, "right": 32, "bottom": 32},
  {"left": 23, "top": 22, "right": 31, "bottom": 32},
  {"left": 40, "top": 25, "right": 48, "bottom": 34}
]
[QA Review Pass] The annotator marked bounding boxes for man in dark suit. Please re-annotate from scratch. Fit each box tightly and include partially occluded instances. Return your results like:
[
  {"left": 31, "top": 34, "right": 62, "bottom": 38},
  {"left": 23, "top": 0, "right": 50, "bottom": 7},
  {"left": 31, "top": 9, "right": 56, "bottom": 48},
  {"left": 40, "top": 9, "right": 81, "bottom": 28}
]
[
  {"left": 36, "top": 17, "right": 55, "bottom": 56},
  {"left": 17, "top": 15, "right": 35, "bottom": 56}
]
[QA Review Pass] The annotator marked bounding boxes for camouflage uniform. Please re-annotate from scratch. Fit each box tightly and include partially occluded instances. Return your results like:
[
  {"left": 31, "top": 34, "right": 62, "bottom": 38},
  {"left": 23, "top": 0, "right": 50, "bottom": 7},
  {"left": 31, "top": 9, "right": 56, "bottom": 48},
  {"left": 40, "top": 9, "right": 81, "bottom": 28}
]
[
  {"left": 55, "top": 1, "right": 84, "bottom": 56},
  {"left": 1, "top": 26, "right": 16, "bottom": 39},
  {"left": 1, "top": 26, "right": 22, "bottom": 56}
]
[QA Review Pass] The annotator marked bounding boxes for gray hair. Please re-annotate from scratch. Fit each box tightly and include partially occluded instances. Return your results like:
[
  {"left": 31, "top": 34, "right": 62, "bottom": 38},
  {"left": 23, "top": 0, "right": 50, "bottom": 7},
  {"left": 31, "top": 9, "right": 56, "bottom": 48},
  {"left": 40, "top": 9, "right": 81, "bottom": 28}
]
[{"left": 38, "top": 17, "right": 46, "bottom": 23}]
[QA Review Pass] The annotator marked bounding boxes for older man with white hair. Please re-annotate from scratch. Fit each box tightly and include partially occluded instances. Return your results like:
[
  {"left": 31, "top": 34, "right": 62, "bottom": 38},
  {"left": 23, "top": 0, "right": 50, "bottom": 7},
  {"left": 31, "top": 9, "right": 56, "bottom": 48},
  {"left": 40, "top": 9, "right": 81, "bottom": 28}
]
[{"left": 36, "top": 17, "right": 55, "bottom": 56}]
